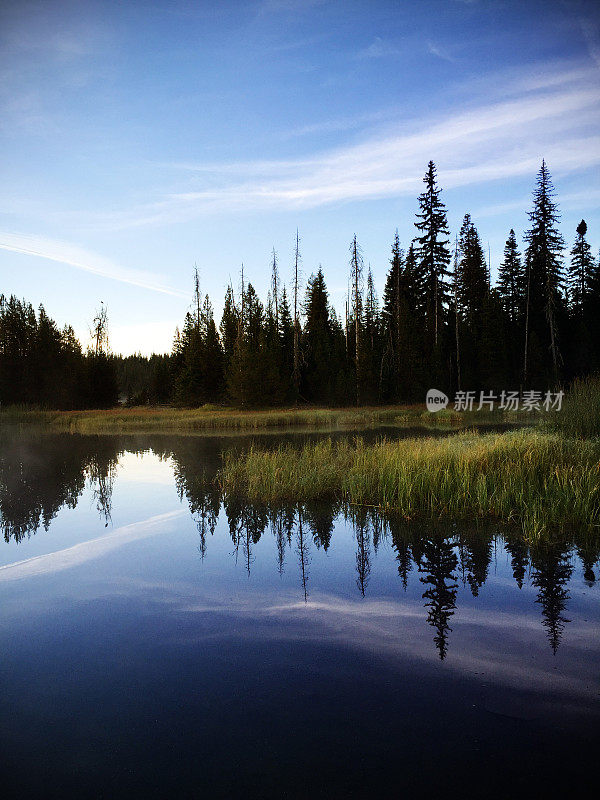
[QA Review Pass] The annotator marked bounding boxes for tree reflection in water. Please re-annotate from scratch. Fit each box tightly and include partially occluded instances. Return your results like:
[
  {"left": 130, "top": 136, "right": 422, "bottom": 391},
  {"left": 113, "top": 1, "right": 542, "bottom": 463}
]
[
  {"left": 1, "top": 430, "right": 599, "bottom": 658},
  {"left": 418, "top": 535, "right": 459, "bottom": 660},
  {"left": 531, "top": 541, "right": 573, "bottom": 655},
  {"left": 296, "top": 506, "right": 310, "bottom": 602}
]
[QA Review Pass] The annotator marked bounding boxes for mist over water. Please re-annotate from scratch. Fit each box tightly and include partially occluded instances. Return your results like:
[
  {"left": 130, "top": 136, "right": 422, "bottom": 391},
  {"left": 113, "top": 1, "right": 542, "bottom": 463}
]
[{"left": 1, "top": 428, "right": 598, "bottom": 798}]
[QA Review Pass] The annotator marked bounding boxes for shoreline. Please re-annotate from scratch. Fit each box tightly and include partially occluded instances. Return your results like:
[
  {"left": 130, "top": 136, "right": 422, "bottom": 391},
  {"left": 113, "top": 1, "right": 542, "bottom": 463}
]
[{"left": 0, "top": 404, "right": 529, "bottom": 434}]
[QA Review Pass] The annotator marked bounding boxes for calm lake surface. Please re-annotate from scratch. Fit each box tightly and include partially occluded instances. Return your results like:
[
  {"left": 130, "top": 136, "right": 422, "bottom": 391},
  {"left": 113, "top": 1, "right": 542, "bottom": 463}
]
[{"left": 1, "top": 427, "right": 599, "bottom": 798}]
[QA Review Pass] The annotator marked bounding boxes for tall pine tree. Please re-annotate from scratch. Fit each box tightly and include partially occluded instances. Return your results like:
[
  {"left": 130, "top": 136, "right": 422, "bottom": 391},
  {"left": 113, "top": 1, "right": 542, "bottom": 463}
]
[
  {"left": 567, "top": 219, "right": 596, "bottom": 377},
  {"left": 302, "top": 268, "right": 338, "bottom": 403},
  {"left": 523, "top": 161, "right": 566, "bottom": 387},
  {"left": 414, "top": 161, "right": 451, "bottom": 354},
  {"left": 349, "top": 235, "right": 364, "bottom": 405}
]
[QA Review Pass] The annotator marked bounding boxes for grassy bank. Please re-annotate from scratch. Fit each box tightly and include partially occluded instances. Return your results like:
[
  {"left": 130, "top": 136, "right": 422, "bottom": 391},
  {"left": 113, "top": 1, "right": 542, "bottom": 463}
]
[
  {"left": 0, "top": 403, "right": 521, "bottom": 434},
  {"left": 218, "top": 429, "right": 600, "bottom": 540}
]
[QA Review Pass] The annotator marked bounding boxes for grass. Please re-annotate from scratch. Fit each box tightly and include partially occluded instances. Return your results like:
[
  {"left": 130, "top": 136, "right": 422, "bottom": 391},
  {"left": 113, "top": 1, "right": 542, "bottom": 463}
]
[
  {"left": 544, "top": 374, "right": 600, "bottom": 438},
  {"left": 0, "top": 403, "right": 522, "bottom": 434},
  {"left": 218, "top": 429, "right": 600, "bottom": 540}
]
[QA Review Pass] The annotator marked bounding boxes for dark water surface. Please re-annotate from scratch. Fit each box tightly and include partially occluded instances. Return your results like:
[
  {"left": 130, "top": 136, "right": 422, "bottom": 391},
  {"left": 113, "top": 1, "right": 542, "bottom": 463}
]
[{"left": 0, "top": 428, "right": 598, "bottom": 798}]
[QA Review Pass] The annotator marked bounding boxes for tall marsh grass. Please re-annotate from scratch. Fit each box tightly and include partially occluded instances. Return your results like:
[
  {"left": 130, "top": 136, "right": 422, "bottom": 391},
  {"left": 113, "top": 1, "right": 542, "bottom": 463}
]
[
  {"left": 544, "top": 374, "right": 600, "bottom": 438},
  {"left": 0, "top": 405, "right": 413, "bottom": 433},
  {"left": 0, "top": 404, "right": 516, "bottom": 434},
  {"left": 219, "top": 430, "right": 600, "bottom": 540}
]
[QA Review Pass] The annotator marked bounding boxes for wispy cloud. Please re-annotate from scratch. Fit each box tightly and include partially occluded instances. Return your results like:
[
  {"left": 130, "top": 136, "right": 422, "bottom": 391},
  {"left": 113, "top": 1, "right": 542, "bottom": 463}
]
[
  {"left": 0, "top": 4, "right": 103, "bottom": 63},
  {"left": 280, "top": 109, "right": 393, "bottom": 139},
  {"left": 474, "top": 188, "right": 600, "bottom": 221},
  {"left": 427, "top": 40, "right": 455, "bottom": 62},
  {"left": 579, "top": 16, "right": 600, "bottom": 68},
  {"left": 0, "top": 90, "right": 55, "bottom": 132},
  {"left": 92, "top": 66, "right": 600, "bottom": 230},
  {"left": 0, "top": 511, "right": 185, "bottom": 582},
  {"left": 0, "top": 232, "right": 187, "bottom": 298},
  {"left": 258, "top": 0, "right": 328, "bottom": 14},
  {"left": 356, "top": 37, "right": 401, "bottom": 60},
  {"left": 107, "top": 581, "right": 600, "bottom": 711}
]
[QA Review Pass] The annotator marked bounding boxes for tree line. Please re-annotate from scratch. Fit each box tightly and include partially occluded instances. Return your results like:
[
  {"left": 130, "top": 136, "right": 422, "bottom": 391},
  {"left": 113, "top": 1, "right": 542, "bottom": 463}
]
[
  {"left": 1, "top": 160, "right": 598, "bottom": 409},
  {"left": 0, "top": 299, "right": 119, "bottom": 408},
  {"left": 170, "top": 159, "right": 600, "bottom": 406}
]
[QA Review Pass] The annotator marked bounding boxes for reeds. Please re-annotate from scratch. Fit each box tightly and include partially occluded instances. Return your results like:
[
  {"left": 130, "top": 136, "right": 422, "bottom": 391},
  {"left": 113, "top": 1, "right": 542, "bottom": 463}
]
[
  {"left": 544, "top": 374, "right": 600, "bottom": 438},
  {"left": 218, "top": 429, "right": 600, "bottom": 540},
  {"left": 0, "top": 404, "right": 514, "bottom": 434}
]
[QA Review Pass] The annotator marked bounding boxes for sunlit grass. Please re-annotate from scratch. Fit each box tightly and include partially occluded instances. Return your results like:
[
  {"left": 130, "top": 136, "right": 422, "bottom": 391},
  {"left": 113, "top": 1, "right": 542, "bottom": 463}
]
[
  {"left": 218, "top": 429, "right": 600, "bottom": 541},
  {"left": 0, "top": 403, "right": 520, "bottom": 433}
]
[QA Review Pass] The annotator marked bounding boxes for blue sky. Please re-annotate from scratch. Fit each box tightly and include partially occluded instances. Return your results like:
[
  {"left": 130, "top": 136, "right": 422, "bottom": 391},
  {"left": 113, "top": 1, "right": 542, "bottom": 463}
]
[{"left": 1, "top": 0, "right": 599, "bottom": 355}]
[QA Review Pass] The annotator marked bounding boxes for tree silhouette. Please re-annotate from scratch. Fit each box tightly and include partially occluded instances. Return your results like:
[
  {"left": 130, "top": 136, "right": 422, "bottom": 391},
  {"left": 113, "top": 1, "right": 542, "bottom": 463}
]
[
  {"left": 503, "top": 533, "right": 530, "bottom": 589},
  {"left": 353, "top": 509, "right": 372, "bottom": 597},
  {"left": 419, "top": 535, "right": 458, "bottom": 660},
  {"left": 414, "top": 161, "right": 451, "bottom": 355},
  {"left": 296, "top": 506, "right": 310, "bottom": 602},
  {"left": 531, "top": 542, "right": 573, "bottom": 654},
  {"left": 457, "top": 528, "right": 493, "bottom": 597},
  {"left": 566, "top": 220, "right": 597, "bottom": 377},
  {"left": 0, "top": 433, "right": 118, "bottom": 542},
  {"left": 4, "top": 159, "right": 599, "bottom": 410},
  {"left": 523, "top": 161, "right": 566, "bottom": 386},
  {"left": 349, "top": 234, "right": 364, "bottom": 406}
]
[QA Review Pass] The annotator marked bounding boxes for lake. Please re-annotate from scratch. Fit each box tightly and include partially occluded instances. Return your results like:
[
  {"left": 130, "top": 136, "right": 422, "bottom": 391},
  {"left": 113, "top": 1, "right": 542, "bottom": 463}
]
[{"left": 0, "top": 428, "right": 598, "bottom": 798}]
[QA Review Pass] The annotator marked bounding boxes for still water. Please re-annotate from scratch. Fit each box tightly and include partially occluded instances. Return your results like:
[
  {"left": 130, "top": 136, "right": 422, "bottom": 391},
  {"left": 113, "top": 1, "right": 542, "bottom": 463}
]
[{"left": 0, "top": 428, "right": 599, "bottom": 798}]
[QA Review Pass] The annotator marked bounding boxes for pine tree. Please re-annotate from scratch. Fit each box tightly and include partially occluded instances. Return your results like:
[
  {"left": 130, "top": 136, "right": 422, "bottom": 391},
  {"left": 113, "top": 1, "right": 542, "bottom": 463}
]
[
  {"left": 568, "top": 220, "right": 594, "bottom": 312},
  {"left": 0, "top": 296, "right": 89, "bottom": 408},
  {"left": 454, "top": 215, "right": 487, "bottom": 389},
  {"left": 201, "top": 295, "right": 224, "bottom": 402},
  {"left": 262, "top": 291, "right": 283, "bottom": 404},
  {"left": 588, "top": 249, "right": 600, "bottom": 374},
  {"left": 149, "top": 355, "right": 173, "bottom": 404},
  {"left": 278, "top": 287, "right": 295, "bottom": 401},
  {"left": 523, "top": 161, "right": 566, "bottom": 387},
  {"left": 220, "top": 284, "right": 239, "bottom": 372},
  {"left": 456, "top": 214, "right": 488, "bottom": 324},
  {"left": 173, "top": 311, "right": 202, "bottom": 404},
  {"left": 455, "top": 215, "right": 507, "bottom": 389},
  {"left": 227, "top": 282, "right": 267, "bottom": 406},
  {"left": 363, "top": 265, "right": 380, "bottom": 402},
  {"left": 329, "top": 306, "right": 352, "bottom": 404},
  {"left": 302, "top": 267, "right": 337, "bottom": 403},
  {"left": 0, "top": 295, "right": 32, "bottom": 404},
  {"left": 349, "top": 234, "right": 364, "bottom": 405},
  {"left": 380, "top": 238, "right": 426, "bottom": 401},
  {"left": 173, "top": 272, "right": 225, "bottom": 405},
  {"left": 35, "top": 304, "right": 62, "bottom": 406},
  {"left": 270, "top": 248, "right": 280, "bottom": 326},
  {"left": 497, "top": 229, "right": 525, "bottom": 327},
  {"left": 292, "top": 230, "right": 302, "bottom": 403},
  {"left": 414, "top": 161, "right": 451, "bottom": 352},
  {"left": 567, "top": 220, "right": 596, "bottom": 377},
  {"left": 86, "top": 304, "right": 118, "bottom": 408},
  {"left": 59, "top": 324, "right": 85, "bottom": 408},
  {"left": 383, "top": 233, "right": 403, "bottom": 362}
]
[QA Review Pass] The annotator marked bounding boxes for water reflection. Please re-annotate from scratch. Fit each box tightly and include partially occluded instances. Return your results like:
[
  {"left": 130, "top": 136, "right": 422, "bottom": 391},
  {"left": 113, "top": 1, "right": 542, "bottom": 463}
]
[
  {"left": 1, "top": 428, "right": 598, "bottom": 660},
  {"left": 296, "top": 508, "right": 310, "bottom": 602},
  {"left": 418, "top": 536, "right": 458, "bottom": 660},
  {"left": 531, "top": 542, "right": 573, "bottom": 655},
  {"left": 0, "top": 432, "right": 119, "bottom": 542}
]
